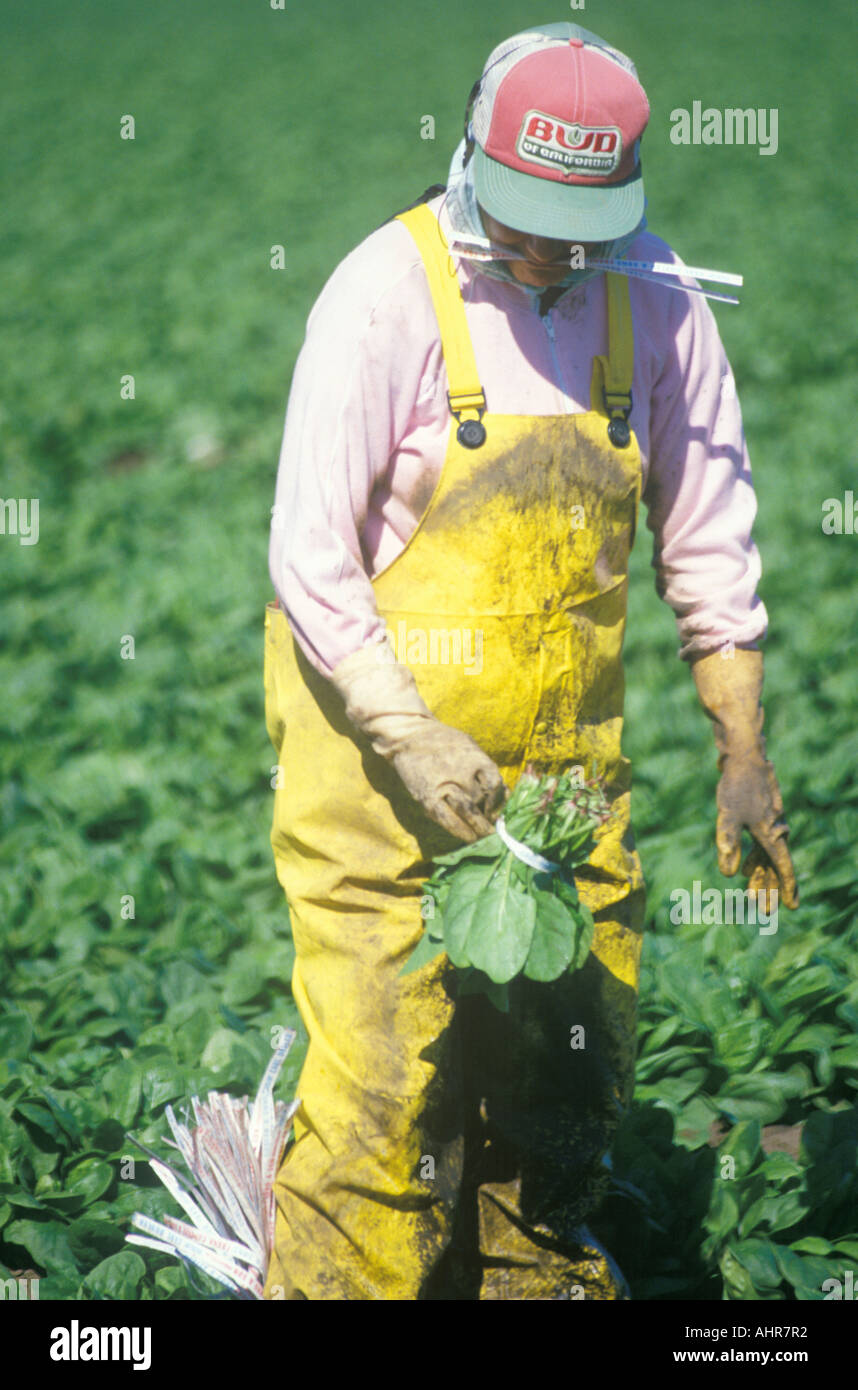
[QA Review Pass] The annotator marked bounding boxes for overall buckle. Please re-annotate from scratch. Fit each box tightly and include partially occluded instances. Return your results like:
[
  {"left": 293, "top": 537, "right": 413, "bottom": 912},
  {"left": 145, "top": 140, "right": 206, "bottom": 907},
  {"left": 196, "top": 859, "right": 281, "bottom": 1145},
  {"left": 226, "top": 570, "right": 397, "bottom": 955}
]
[
  {"left": 604, "top": 386, "right": 633, "bottom": 449},
  {"left": 448, "top": 389, "right": 487, "bottom": 449}
]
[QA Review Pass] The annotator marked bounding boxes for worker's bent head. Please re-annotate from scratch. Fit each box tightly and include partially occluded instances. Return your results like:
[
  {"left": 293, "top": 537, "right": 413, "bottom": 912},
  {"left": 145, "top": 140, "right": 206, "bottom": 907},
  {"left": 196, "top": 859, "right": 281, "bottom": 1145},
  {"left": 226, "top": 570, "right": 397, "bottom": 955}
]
[{"left": 466, "top": 23, "right": 650, "bottom": 247}]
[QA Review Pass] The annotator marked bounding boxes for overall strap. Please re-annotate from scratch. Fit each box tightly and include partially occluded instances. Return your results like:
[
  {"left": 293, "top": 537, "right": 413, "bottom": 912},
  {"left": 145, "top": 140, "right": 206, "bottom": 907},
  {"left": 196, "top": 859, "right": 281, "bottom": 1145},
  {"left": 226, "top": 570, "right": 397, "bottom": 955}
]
[
  {"left": 396, "top": 204, "right": 487, "bottom": 434},
  {"left": 590, "top": 272, "right": 635, "bottom": 448},
  {"left": 397, "top": 203, "right": 634, "bottom": 447}
]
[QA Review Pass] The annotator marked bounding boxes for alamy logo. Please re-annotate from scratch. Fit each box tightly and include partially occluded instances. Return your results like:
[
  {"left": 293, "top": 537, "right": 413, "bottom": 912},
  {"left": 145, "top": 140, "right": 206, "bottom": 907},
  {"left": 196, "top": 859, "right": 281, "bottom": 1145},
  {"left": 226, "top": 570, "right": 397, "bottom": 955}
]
[
  {"left": 377, "top": 621, "right": 483, "bottom": 674},
  {"left": 821, "top": 491, "right": 858, "bottom": 534},
  {"left": 669, "top": 102, "right": 778, "bottom": 156},
  {"left": 516, "top": 111, "right": 622, "bottom": 176},
  {"left": 1, "top": 497, "right": 39, "bottom": 545},
  {"left": 822, "top": 1271, "right": 856, "bottom": 1299},
  {"left": 49, "top": 1321, "right": 151, "bottom": 1371},
  {"left": 670, "top": 881, "right": 778, "bottom": 934},
  {"left": 1, "top": 1274, "right": 39, "bottom": 1299}
]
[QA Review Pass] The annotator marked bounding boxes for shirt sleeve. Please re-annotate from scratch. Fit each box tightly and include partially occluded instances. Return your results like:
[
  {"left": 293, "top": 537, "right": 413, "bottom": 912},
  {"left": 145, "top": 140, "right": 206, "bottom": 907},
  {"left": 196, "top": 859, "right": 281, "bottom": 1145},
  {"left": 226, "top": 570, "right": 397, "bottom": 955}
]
[
  {"left": 642, "top": 255, "right": 769, "bottom": 660},
  {"left": 268, "top": 228, "right": 428, "bottom": 678}
]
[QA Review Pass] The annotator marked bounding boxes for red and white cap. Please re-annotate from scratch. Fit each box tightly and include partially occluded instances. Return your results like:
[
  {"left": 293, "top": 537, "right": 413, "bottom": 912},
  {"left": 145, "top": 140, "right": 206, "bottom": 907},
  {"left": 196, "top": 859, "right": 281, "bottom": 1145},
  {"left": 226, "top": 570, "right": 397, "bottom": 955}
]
[{"left": 471, "top": 23, "right": 650, "bottom": 241}]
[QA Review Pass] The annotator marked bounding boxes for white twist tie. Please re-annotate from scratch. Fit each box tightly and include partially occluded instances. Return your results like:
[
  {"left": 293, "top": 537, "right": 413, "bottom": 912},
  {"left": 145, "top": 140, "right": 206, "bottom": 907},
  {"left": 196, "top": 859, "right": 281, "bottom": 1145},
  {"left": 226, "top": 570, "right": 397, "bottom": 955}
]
[{"left": 495, "top": 816, "right": 560, "bottom": 875}]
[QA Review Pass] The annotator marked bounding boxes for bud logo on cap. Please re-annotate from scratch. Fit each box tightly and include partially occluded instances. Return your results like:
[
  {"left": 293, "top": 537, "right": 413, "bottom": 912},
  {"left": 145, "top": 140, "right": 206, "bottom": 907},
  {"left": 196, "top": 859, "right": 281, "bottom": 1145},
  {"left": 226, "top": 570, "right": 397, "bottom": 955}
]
[{"left": 516, "top": 111, "right": 622, "bottom": 178}]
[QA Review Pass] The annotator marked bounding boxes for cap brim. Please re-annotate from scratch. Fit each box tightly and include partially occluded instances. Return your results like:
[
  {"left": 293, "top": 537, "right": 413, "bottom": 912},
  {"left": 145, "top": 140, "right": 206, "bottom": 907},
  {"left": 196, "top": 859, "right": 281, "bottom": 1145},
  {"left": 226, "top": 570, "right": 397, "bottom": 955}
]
[{"left": 473, "top": 144, "right": 644, "bottom": 241}]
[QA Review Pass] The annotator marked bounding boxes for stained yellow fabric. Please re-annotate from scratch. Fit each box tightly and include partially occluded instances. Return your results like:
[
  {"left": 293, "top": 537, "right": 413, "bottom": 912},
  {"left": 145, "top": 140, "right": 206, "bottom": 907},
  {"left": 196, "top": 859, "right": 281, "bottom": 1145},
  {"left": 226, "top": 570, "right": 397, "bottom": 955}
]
[
  {"left": 263, "top": 204, "right": 646, "bottom": 1300},
  {"left": 404, "top": 202, "right": 486, "bottom": 422}
]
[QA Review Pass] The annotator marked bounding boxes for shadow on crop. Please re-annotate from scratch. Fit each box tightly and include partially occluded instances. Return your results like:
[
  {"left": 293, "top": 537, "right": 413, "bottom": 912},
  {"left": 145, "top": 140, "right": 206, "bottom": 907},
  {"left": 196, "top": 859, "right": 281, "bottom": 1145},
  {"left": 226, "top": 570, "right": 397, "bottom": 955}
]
[{"left": 592, "top": 1101, "right": 722, "bottom": 1300}]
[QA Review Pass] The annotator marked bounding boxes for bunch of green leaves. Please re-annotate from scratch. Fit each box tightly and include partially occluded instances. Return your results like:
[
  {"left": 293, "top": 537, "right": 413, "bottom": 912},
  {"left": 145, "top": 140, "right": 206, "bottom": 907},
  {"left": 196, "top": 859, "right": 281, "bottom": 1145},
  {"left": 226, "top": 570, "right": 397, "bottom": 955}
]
[{"left": 402, "top": 767, "right": 611, "bottom": 1010}]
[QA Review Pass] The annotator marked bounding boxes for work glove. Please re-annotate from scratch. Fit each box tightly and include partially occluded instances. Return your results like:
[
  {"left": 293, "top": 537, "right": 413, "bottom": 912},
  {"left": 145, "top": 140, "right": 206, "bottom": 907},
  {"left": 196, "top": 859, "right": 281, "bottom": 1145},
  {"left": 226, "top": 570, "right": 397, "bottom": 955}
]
[
  {"left": 330, "top": 643, "right": 507, "bottom": 842},
  {"left": 691, "top": 647, "right": 798, "bottom": 911}
]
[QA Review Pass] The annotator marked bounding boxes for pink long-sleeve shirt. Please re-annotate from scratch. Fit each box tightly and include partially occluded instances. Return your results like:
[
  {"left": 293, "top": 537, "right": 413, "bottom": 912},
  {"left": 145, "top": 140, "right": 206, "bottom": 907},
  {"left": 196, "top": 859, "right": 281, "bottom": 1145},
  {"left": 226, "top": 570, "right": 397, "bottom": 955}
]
[{"left": 269, "top": 193, "right": 767, "bottom": 678}]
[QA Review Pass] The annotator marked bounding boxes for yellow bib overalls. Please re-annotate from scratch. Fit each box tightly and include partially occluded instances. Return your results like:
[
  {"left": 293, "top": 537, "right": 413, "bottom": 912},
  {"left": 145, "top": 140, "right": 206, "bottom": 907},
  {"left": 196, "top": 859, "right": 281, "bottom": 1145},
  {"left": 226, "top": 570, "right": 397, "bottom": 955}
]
[{"left": 263, "top": 203, "right": 646, "bottom": 1301}]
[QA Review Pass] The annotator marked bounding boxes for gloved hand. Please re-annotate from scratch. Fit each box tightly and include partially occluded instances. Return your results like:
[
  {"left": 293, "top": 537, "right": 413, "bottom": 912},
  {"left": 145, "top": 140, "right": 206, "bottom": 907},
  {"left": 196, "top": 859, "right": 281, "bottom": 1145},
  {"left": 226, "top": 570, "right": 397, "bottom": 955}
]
[
  {"left": 691, "top": 647, "right": 798, "bottom": 911},
  {"left": 330, "top": 643, "right": 507, "bottom": 841}
]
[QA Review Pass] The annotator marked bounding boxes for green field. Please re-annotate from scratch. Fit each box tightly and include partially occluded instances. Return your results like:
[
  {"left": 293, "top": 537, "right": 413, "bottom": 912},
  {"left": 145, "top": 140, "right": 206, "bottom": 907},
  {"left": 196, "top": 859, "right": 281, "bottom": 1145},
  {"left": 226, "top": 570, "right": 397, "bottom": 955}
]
[{"left": 1, "top": 0, "right": 857, "bottom": 1301}]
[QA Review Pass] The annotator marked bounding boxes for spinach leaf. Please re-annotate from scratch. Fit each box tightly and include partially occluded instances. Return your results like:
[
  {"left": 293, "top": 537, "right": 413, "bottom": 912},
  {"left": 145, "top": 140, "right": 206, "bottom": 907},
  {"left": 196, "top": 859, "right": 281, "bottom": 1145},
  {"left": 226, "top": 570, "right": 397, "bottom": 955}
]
[
  {"left": 461, "top": 857, "right": 537, "bottom": 984},
  {"left": 523, "top": 890, "right": 577, "bottom": 982}
]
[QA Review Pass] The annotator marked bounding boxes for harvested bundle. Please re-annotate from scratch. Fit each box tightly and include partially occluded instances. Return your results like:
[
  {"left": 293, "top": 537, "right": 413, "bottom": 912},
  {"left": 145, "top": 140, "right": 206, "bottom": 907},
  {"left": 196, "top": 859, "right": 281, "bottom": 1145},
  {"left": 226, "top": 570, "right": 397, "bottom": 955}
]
[
  {"left": 125, "top": 1028, "right": 299, "bottom": 1299},
  {"left": 403, "top": 765, "right": 612, "bottom": 1010}
]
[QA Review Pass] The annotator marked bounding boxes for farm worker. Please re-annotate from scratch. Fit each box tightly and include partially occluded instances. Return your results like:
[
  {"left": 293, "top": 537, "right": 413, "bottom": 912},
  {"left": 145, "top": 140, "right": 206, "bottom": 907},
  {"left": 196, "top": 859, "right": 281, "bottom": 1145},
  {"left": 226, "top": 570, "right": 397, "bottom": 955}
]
[{"left": 263, "top": 21, "right": 798, "bottom": 1301}]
